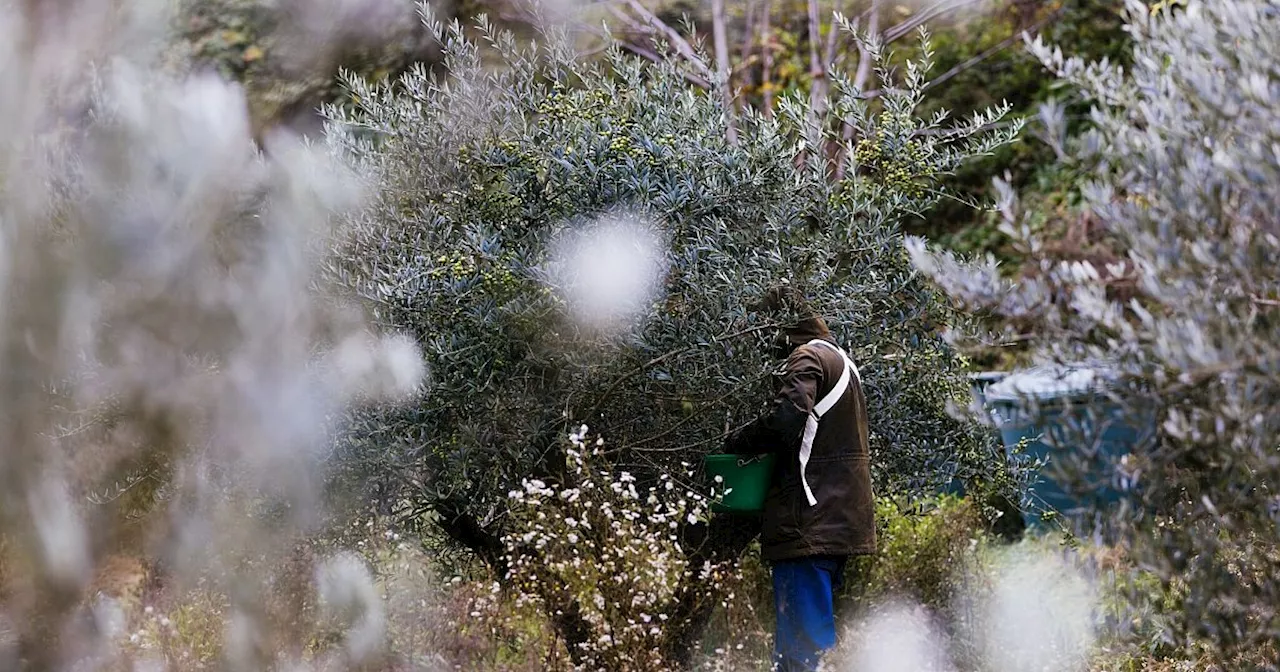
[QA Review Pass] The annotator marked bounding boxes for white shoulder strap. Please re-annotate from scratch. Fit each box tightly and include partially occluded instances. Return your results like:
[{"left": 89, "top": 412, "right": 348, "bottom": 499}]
[{"left": 806, "top": 339, "right": 861, "bottom": 418}]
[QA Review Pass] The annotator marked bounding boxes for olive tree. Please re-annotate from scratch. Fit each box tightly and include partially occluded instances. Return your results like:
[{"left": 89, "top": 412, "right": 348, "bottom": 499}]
[
  {"left": 910, "top": 0, "right": 1280, "bottom": 661},
  {"left": 325, "top": 7, "right": 1020, "bottom": 664}
]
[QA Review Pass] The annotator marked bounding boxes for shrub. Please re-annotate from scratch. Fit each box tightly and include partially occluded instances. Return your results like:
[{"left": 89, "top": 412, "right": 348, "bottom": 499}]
[
  {"left": 500, "top": 426, "right": 744, "bottom": 670},
  {"left": 909, "top": 0, "right": 1280, "bottom": 662},
  {"left": 847, "top": 496, "right": 987, "bottom": 613},
  {"left": 356, "top": 522, "right": 557, "bottom": 671},
  {"left": 832, "top": 496, "right": 991, "bottom": 669}
]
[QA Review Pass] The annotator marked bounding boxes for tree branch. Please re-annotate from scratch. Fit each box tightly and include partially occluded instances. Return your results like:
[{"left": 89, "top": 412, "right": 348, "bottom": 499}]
[
  {"left": 760, "top": 0, "right": 775, "bottom": 116},
  {"left": 882, "top": 0, "right": 986, "bottom": 44},
  {"left": 823, "top": 5, "right": 845, "bottom": 71},
  {"left": 740, "top": 0, "right": 759, "bottom": 63},
  {"left": 433, "top": 497, "right": 507, "bottom": 573},
  {"left": 617, "top": 39, "right": 713, "bottom": 88},
  {"left": 853, "top": 0, "right": 880, "bottom": 92},
  {"left": 618, "top": 0, "right": 713, "bottom": 77},
  {"left": 805, "top": 0, "right": 828, "bottom": 149},
  {"left": 661, "top": 513, "right": 761, "bottom": 666},
  {"left": 712, "top": 0, "right": 739, "bottom": 144},
  {"left": 922, "top": 8, "right": 1064, "bottom": 93},
  {"left": 586, "top": 322, "right": 780, "bottom": 421},
  {"left": 620, "top": 369, "right": 772, "bottom": 451},
  {"left": 836, "top": 1, "right": 879, "bottom": 179},
  {"left": 580, "top": 20, "right": 712, "bottom": 88}
]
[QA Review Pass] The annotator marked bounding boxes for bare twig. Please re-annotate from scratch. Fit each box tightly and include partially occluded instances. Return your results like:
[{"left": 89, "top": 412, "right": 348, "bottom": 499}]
[
  {"left": 853, "top": 0, "right": 880, "bottom": 91},
  {"left": 922, "top": 8, "right": 1063, "bottom": 93},
  {"left": 760, "top": 0, "right": 775, "bottom": 116},
  {"left": 804, "top": 0, "right": 828, "bottom": 153},
  {"left": 617, "top": 39, "right": 713, "bottom": 89},
  {"left": 619, "top": 0, "right": 712, "bottom": 77},
  {"left": 882, "top": 0, "right": 985, "bottom": 44},
  {"left": 711, "top": 0, "right": 739, "bottom": 144}
]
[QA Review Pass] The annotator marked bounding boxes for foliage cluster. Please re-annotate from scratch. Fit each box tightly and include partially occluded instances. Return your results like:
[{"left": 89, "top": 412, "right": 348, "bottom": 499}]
[
  {"left": 0, "top": 1, "right": 426, "bottom": 667},
  {"left": 910, "top": 0, "right": 1131, "bottom": 260},
  {"left": 847, "top": 495, "right": 986, "bottom": 612},
  {"left": 911, "top": 0, "right": 1280, "bottom": 663}
]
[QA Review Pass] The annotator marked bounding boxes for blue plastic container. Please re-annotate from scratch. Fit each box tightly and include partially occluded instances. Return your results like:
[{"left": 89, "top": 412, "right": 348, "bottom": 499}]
[{"left": 984, "top": 364, "right": 1154, "bottom": 530}]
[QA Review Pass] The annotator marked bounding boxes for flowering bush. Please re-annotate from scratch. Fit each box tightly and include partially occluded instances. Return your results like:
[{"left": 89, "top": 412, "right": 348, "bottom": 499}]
[{"left": 501, "top": 427, "right": 747, "bottom": 670}]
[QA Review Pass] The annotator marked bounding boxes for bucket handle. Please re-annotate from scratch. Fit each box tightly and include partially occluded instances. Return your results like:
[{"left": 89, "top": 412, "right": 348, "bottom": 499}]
[{"left": 736, "top": 454, "right": 770, "bottom": 468}]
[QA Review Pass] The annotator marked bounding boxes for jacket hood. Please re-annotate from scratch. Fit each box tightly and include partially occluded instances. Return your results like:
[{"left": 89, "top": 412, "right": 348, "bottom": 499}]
[
  {"left": 754, "top": 285, "right": 831, "bottom": 346},
  {"left": 784, "top": 315, "right": 831, "bottom": 345}
]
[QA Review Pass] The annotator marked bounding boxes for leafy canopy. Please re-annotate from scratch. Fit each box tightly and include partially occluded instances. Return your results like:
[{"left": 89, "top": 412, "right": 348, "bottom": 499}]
[{"left": 325, "top": 8, "right": 1021, "bottom": 546}]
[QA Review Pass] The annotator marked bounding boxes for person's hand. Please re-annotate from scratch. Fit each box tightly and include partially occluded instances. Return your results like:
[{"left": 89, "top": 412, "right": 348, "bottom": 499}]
[
  {"left": 720, "top": 431, "right": 737, "bottom": 455},
  {"left": 722, "top": 424, "right": 755, "bottom": 455}
]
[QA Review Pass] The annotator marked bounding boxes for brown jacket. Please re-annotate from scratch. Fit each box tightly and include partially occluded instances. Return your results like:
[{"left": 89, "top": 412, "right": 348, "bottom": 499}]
[{"left": 725, "top": 336, "right": 876, "bottom": 561}]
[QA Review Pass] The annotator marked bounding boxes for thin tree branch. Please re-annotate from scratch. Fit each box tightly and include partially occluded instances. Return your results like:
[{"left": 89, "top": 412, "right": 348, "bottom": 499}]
[
  {"left": 760, "top": 0, "right": 775, "bottom": 116},
  {"left": 617, "top": 38, "right": 713, "bottom": 88},
  {"left": 921, "top": 8, "right": 1063, "bottom": 93},
  {"left": 618, "top": 0, "right": 713, "bottom": 77},
  {"left": 837, "top": 0, "right": 879, "bottom": 178},
  {"left": 740, "top": 0, "right": 759, "bottom": 63},
  {"left": 433, "top": 497, "right": 507, "bottom": 572},
  {"left": 823, "top": 5, "right": 844, "bottom": 70},
  {"left": 621, "top": 370, "right": 772, "bottom": 450},
  {"left": 587, "top": 322, "right": 780, "bottom": 420},
  {"left": 883, "top": 0, "right": 985, "bottom": 44},
  {"left": 731, "top": 53, "right": 762, "bottom": 77},
  {"left": 910, "top": 118, "right": 1020, "bottom": 136},
  {"left": 606, "top": 6, "right": 657, "bottom": 36},
  {"left": 582, "top": 20, "right": 712, "bottom": 88},
  {"left": 837, "top": 0, "right": 1007, "bottom": 144},
  {"left": 853, "top": 0, "right": 879, "bottom": 91},
  {"left": 712, "top": 0, "right": 739, "bottom": 144},
  {"left": 805, "top": 0, "right": 828, "bottom": 148},
  {"left": 737, "top": 0, "right": 759, "bottom": 108}
]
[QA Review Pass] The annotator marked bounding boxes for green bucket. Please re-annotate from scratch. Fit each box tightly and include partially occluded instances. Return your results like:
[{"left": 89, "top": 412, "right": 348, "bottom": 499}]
[{"left": 703, "top": 453, "right": 776, "bottom": 513}]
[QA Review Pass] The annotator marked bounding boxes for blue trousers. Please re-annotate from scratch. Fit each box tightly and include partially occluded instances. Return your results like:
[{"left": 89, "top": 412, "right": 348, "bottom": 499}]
[{"left": 772, "top": 556, "right": 846, "bottom": 672}]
